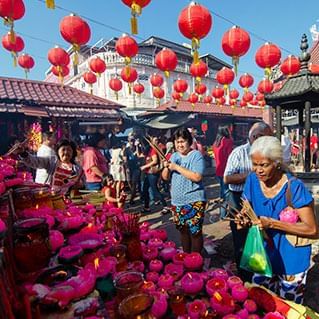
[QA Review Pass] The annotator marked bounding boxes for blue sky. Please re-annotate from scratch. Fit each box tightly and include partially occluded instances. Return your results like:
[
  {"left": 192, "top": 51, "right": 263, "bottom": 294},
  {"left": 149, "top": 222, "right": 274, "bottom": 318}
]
[{"left": 1, "top": 0, "right": 319, "bottom": 88}]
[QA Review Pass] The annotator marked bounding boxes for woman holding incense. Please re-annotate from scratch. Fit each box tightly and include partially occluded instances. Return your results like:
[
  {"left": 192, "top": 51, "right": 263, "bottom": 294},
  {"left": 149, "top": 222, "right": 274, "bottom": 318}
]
[
  {"left": 239, "top": 136, "right": 317, "bottom": 303},
  {"left": 140, "top": 136, "right": 170, "bottom": 214},
  {"left": 162, "top": 128, "right": 207, "bottom": 253}
]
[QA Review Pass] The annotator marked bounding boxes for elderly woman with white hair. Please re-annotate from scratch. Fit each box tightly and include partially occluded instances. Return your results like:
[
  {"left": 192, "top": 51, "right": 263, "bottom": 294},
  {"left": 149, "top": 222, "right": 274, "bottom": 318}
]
[{"left": 240, "top": 136, "right": 318, "bottom": 303}]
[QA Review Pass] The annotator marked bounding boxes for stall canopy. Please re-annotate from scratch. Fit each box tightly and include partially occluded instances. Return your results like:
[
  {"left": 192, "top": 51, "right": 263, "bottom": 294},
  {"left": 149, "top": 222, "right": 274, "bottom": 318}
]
[{"left": 0, "top": 76, "right": 124, "bottom": 121}]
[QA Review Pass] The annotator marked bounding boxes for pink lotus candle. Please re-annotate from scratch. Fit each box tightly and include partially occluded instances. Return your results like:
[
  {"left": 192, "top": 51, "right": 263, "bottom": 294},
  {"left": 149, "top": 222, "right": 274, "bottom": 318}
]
[
  {"left": 68, "top": 232, "right": 104, "bottom": 250},
  {"left": 59, "top": 215, "right": 85, "bottom": 231},
  {"left": 104, "top": 256, "right": 117, "bottom": 274},
  {"left": 206, "top": 278, "right": 227, "bottom": 296},
  {"left": 49, "top": 230, "right": 64, "bottom": 252},
  {"left": 141, "top": 280, "right": 156, "bottom": 293},
  {"left": 80, "top": 223, "right": 100, "bottom": 233},
  {"left": 231, "top": 284, "right": 248, "bottom": 302},
  {"left": 211, "top": 268, "right": 229, "bottom": 280},
  {"left": 163, "top": 241, "right": 176, "bottom": 248},
  {"left": 227, "top": 276, "right": 243, "bottom": 289},
  {"left": 187, "top": 299, "right": 207, "bottom": 319},
  {"left": 237, "top": 309, "right": 249, "bottom": 319},
  {"left": 94, "top": 257, "right": 113, "bottom": 278},
  {"left": 146, "top": 271, "right": 159, "bottom": 283},
  {"left": 243, "top": 299, "right": 257, "bottom": 313},
  {"left": 142, "top": 246, "right": 158, "bottom": 261},
  {"left": 140, "top": 230, "right": 151, "bottom": 241},
  {"left": 181, "top": 272, "right": 204, "bottom": 295},
  {"left": 183, "top": 252, "right": 203, "bottom": 271},
  {"left": 149, "top": 259, "right": 163, "bottom": 272},
  {"left": 58, "top": 245, "right": 83, "bottom": 264},
  {"left": 158, "top": 274, "right": 174, "bottom": 289},
  {"left": 164, "top": 263, "right": 184, "bottom": 281},
  {"left": 148, "top": 238, "right": 163, "bottom": 249},
  {"left": 160, "top": 247, "right": 177, "bottom": 262},
  {"left": 210, "top": 291, "right": 235, "bottom": 315},
  {"left": 173, "top": 252, "right": 187, "bottom": 265},
  {"left": 151, "top": 291, "right": 168, "bottom": 318},
  {"left": 129, "top": 261, "right": 145, "bottom": 273}
]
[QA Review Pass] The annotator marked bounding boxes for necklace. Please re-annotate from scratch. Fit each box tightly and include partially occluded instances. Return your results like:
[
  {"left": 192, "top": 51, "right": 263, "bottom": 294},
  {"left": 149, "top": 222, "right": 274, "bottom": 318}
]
[{"left": 260, "top": 174, "right": 287, "bottom": 198}]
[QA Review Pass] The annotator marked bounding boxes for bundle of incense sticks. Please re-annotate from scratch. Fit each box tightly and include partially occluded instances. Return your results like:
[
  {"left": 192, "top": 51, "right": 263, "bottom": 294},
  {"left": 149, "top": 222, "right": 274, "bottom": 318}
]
[
  {"left": 241, "top": 198, "right": 259, "bottom": 223},
  {"left": 113, "top": 212, "right": 141, "bottom": 237},
  {"left": 5, "top": 139, "right": 29, "bottom": 157},
  {"left": 144, "top": 136, "right": 166, "bottom": 161}
]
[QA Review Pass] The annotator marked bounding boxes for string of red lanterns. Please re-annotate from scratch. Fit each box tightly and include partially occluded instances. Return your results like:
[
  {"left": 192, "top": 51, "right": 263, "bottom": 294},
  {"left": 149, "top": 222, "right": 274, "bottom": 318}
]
[
  {"left": 2, "top": 32, "right": 24, "bottom": 66},
  {"left": 155, "top": 48, "right": 178, "bottom": 78},
  {"left": 109, "top": 77, "right": 123, "bottom": 100},
  {"left": 17, "top": 53, "right": 34, "bottom": 79},
  {"left": 83, "top": 71, "right": 97, "bottom": 94},
  {"left": 89, "top": 57, "right": 106, "bottom": 77},
  {"left": 255, "top": 42, "right": 281, "bottom": 78}
]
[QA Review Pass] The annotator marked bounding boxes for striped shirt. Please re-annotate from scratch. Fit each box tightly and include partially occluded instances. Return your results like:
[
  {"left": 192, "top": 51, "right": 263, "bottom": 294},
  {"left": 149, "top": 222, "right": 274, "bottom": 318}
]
[{"left": 223, "top": 142, "right": 252, "bottom": 192}]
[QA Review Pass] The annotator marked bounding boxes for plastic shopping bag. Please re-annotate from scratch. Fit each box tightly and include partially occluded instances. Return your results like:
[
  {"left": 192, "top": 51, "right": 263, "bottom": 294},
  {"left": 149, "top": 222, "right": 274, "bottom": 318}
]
[{"left": 240, "top": 225, "right": 272, "bottom": 277}]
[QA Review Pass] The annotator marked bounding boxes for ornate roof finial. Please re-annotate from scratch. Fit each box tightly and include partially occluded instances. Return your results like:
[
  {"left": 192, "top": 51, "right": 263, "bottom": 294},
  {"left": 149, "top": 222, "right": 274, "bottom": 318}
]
[{"left": 299, "top": 34, "right": 311, "bottom": 71}]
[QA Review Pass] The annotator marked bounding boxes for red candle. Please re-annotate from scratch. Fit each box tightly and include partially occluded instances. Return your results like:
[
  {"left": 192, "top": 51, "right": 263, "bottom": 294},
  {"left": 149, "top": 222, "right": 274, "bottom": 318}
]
[
  {"left": 183, "top": 252, "right": 203, "bottom": 271},
  {"left": 94, "top": 257, "right": 113, "bottom": 278},
  {"left": 231, "top": 284, "right": 248, "bottom": 302},
  {"left": 187, "top": 299, "right": 207, "bottom": 319},
  {"left": 157, "top": 274, "right": 174, "bottom": 289},
  {"left": 148, "top": 237, "right": 163, "bottom": 249},
  {"left": 206, "top": 278, "right": 227, "bottom": 296},
  {"left": 146, "top": 271, "right": 159, "bottom": 283},
  {"left": 149, "top": 259, "right": 163, "bottom": 272},
  {"left": 164, "top": 263, "right": 184, "bottom": 281},
  {"left": 160, "top": 247, "right": 177, "bottom": 262},
  {"left": 173, "top": 252, "right": 187, "bottom": 265},
  {"left": 141, "top": 280, "right": 156, "bottom": 293},
  {"left": 227, "top": 276, "right": 243, "bottom": 289}
]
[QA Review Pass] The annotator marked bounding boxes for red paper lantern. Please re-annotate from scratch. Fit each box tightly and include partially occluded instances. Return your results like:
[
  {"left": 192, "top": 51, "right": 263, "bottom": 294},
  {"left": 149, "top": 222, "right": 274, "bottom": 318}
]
[
  {"left": 212, "top": 86, "right": 224, "bottom": 99},
  {"left": 255, "top": 42, "right": 281, "bottom": 78},
  {"left": 115, "top": 34, "right": 138, "bottom": 64},
  {"left": 150, "top": 73, "right": 163, "bottom": 87},
  {"left": 155, "top": 48, "right": 177, "bottom": 77},
  {"left": 2, "top": 32, "right": 24, "bottom": 66},
  {"left": 188, "top": 92, "right": 198, "bottom": 108},
  {"left": 83, "top": 71, "right": 97, "bottom": 94},
  {"left": 178, "top": 2, "right": 212, "bottom": 63},
  {"left": 280, "top": 55, "right": 300, "bottom": 77},
  {"left": 0, "top": 0, "right": 25, "bottom": 43},
  {"left": 172, "top": 91, "right": 181, "bottom": 102},
  {"left": 195, "top": 83, "right": 207, "bottom": 96},
  {"left": 60, "top": 14, "right": 91, "bottom": 65},
  {"left": 219, "top": 96, "right": 226, "bottom": 105},
  {"left": 242, "top": 91, "right": 254, "bottom": 103},
  {"left": 51, "top": 65, "right": 69, "bottom": 83},
  {"left": 239, "top": 73, "right": 254, "bottom": 92},
  {"left": 258, "top": 79, "right": 274, "bottom": 94},
  {"left": 216, "top": 67, "right": 235, "bottom": 91},
  {"left": 230, "top": 99, "right": 237, "bottom": 108},
  {"left": 203, "top": 95, "right": 212, "bottom": 105},
  {"left": 48, "top": 46, "right": 70, "bottom": 67},
  {"left": 250, "top": 99, "right": 258, "bottom": 106},
  {"left": 121, "top": 66, "right": 138, "bottom": 83},
  {"left": 222, "top": 26, "right": 250, "bottom": 74},
  {"left": 259, "top": 100, "right": 266, "bottom": 107},
  {"left": 133, "top": 82, "right": 144, "bottom": 95},
  {"left": 240, "top": 100, "right": 247, "bottom": 108},
  {"left": 18, "top": 53, "right": 34, "bottom": 78},
  {"left": 121, "top": 0, "right": 151, "bottom": 34},
  {"left": 190, "top": 60, "right": 208, "bottom": 82},
  {"left": 256, "top": 92, "right": 264, "bottom": 101},
  {"left": 109, "top": 77, "right": 123, "bottom": 100},
  {"left": 153, "top": 87, "right": 164, "bottom": 105},
  {"left": 173, "top": 79, "right": 188, "bottom": 95},
  {"left": 89, "top": 56, "right": 106, "bottom": 76},
  {"left": 229, "top": 88, "right": 239, "bottom": 100}
]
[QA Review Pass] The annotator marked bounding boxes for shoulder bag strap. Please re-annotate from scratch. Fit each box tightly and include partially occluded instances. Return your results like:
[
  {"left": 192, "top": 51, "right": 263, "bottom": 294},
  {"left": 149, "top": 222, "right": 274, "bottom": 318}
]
[{"left": 285, "top": 177, "right": 296, "bottom": 208}]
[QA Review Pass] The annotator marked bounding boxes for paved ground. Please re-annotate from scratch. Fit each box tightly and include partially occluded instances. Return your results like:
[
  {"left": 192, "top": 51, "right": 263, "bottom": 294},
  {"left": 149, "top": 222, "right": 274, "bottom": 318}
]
[{"left": 125, "top": 174, "right": 319, "bottom": 311}]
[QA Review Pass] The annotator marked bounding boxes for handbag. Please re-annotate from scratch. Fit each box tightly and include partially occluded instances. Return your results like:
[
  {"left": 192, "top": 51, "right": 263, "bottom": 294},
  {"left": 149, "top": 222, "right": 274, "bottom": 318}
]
[{"left": 285, "top": 178, "right": 317, "bottom": 247}]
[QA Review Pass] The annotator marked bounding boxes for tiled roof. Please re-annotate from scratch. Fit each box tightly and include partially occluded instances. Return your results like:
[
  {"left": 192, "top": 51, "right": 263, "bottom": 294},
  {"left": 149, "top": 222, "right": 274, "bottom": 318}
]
[
  {"left": 310, "top": 40, "right": 319, "bottom": 64},
  {"left": 0, "top": 76, "right": 124, "bottom": 118},
  {"left": 154, "top": 100, "right": 263, "bottom": 118}
]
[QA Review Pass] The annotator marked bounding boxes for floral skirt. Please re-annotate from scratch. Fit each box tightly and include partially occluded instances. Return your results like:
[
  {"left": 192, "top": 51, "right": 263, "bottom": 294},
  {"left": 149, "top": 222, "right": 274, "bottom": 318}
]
[{"left": 171, "top": 201, "right": 206, "bottom": 235}]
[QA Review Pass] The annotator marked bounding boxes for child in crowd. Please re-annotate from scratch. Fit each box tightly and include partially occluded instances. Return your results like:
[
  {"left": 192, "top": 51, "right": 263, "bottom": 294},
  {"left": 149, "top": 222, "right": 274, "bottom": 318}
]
[{"left": 102, "top": 174, "right": 126, "bottom": 208}]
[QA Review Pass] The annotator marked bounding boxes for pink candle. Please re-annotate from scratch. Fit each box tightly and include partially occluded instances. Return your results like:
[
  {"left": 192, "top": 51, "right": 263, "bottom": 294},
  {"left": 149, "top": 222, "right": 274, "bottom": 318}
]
[
  {"left": 157, "top": 274, "right": 174, "bottom": 289},
  {"left": 151, "top": 291, "right": 168, "bottom": 318},
  {"left": 210, "top": 291, "right": 235, "bottom": 315},
  {"left": 187, "top": 299, "right": 207, "bottom": 319},
  {"left": 94, "top": 257, "right": 112, "bottom": 278},
  {"left": 149, "top": 259, "right": 163, "bottom": 272},
  {"left": 152, "top": 229, "right": 168, "bottom": 241},
  {"left": 58, "top": 245, "right": 83, "bottom": 263},
  {"left": 49, "top": 230, "right": 64, "bottom": 252},
  {"left": 160, "top": 247, "right": 177, "bottom": 262},
  {"left": 206, "top": 278, "right": 227, "bottom": 296},
  {"left": 128, "top": 261, "right": 145, "bottom": 273},
  {"left": 231, "top": 284, "right": 248, "bottom": 302},
  {"left": 264, "top": 312, "right": 286, "bottom": 319},
  {"left": 237, "top": 309, "right": 249, "bottom": 319},
  {"left": 164, "top": 263, "right": 184, "bottom": 280},
  {"left": 227, "top": 276, "right": 243, "bottom": 289},
  {"left": 183, "top": 252, "right": 203, "bottom": 271},
  {"left": 142, "top": 246, "right": 158, "bottom": 261},
  {"left": 173, "top": 252, "right": 187, "bottom": 265},
  {"left": 163, "top": 241, "right": 176, "bottom": 248},
  {"left": 140, "top": 230, "right": 151, "bottom": 241},
  {"left": 211, "top": 268, "right": 229, "bottom": 280},
  {"left": 146, "top": 271, "right": 159, "bottom": 283},
  {"left": 181, "top": 272, "right": 203, "bottom": 295},
  {"left": 243, "top": 299, "right": 257, "bottom": 313},
  {"left": 148, "top": 238, "right": 163, "bottom": 249},
  {"left": 141, "top": 280, "right": 156, "bottom": 293}
]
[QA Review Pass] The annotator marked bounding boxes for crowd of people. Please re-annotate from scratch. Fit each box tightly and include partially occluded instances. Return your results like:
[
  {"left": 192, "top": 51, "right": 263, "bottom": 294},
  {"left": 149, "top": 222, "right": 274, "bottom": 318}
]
[{"left": 7, "top": 122, "right": 319, "bottom": 304}]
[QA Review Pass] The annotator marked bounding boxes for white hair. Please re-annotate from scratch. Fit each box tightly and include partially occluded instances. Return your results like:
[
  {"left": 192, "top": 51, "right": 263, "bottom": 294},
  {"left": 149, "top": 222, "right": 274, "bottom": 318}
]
[{"left": 250, "top": 136, "right": 283, "bottom": 163}]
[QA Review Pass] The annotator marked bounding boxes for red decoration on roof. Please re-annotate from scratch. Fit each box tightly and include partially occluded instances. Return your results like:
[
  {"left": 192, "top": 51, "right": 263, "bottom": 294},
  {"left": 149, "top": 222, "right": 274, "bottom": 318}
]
[
  {"left": 188, "top": 92, "right": 199, "bottom": 108},
  {"left": 60, "top": 14, "right": 91, "bottom": 65},
  {"left": 153, "top": 87, "right": 165, "bottom": 99},
  {"left": 229, "top": 88, "right": 239, "bottom": 100},
  {"left": 222, "top": 26, "right": 250, "bottom": 74},
  {"left": 89, "top": 57, "right": 106, "bottom": 76},
  {"left": 83, "top": 71, "right": 97, "bottom": 94},
  {"left": 255, "top": 42, "right": 281, "bottom": 78},
  {"left": 280, "top": 55, "right": 300, "bottom": 76},
  {"left": 121, "top": 66, "right": 138, "bottom": 83},
  {"left": 48, "top": 46, "right": 70, "bottom": 67},
  {"left": 51, "top": 65, "right": 69, "bottom": 78},
  {"left": 212, "top": 86, "right": 224, "bottom": 99},
  {"left": 121, "top": 0, "right": 151, "bottom": 34},
  {"left": 178, "top": 2, "right": 212, "bottom": 63},
  {"left": 155, "top": 48, "right": 178, "bottom": 77},
  {"left": 172, "top": 91, "right": 181, "bottom": 102}
]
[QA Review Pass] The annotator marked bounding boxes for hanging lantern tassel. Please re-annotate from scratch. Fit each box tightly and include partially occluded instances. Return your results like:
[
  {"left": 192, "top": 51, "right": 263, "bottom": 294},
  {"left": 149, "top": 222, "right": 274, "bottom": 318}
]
[
  {"left": 130, "top": 3, "right": 141, "bottom": 35},
  {"left": 232, "top": 56, "right": 239, "bottom": 76},
  {"left": 24, "top": 69, "right": 29, "bottom": 80},
  {"left": 195, "top": 76, "right": 201, "bottom": 84},
  {"left": 125, "top": 57, "right": 131, "bottom": 65},
  {"left": 265, "top": 67, "right": 271, "bottom": 79},
  {"left": 57, "top": 67, "right": 64, "bottom": 85},
  {"left": 46, "top": 0, "right": 55, "bottom": 9},
  {"left": 11, "top": 52, "right": 17, "bottom": 67},
  {"left": 128, "top": 83, "right": 132, "bottom": 95},
  {"left": 89, "top": 84, "right": 93, "bottom": 95},
  {"left": 191, "top": 38, "right": 200, "bottom": 64},
  {"left": 72, "top": 43, "right": 80, "bottom": 65},
  {"left": 115, "top": 91, "right": 119, "bottom": 100},
  {"left": 125, "top": 67, "right": 131, "bottom": 78},
  {"left": 157, "top": 98, "right": 160, "bottom": 107},
  {"left": 9, "top": 27, "right": 15, "bottom": 44},
  {"left": 164, "top": 71, "right": 170, "bottom": 78},
  {"left": 223, "top": 84, "right": 229, "bottom": 96}
]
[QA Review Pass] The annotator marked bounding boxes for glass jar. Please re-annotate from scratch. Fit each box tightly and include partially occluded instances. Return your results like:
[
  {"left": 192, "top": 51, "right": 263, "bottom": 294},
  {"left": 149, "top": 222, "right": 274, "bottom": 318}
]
[
  {"left": 110, "top": 244, "right": 128, "bottom": 272},
  {"left": 121, "top": 233, "right": 143, "bottom": 262},
  {"left": 113, "top": 271, "right": 144, "bottom": 302},
  {"left": 118, "top": 293, "right": 154, "bottom": 319},
  {"left": 13, "top": 187, "right": 34, "bottom": 211},
  {"left": 13, "top": 218, "right": 51, "bottom": 273}
]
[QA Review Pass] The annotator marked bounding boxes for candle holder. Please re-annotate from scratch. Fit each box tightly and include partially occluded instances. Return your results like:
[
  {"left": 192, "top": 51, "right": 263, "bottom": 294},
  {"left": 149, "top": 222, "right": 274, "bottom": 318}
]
[
  {"left": 118, "top": 293, "right": 154, "bottom": 319},
  {"left": 168, "top": 287, "right": 187, "bottom": 317},
  {"left": 113, "top": 271, "right": 144, "bottom": 302},
  {"left": 36, "top": 265, "right": 78, "bottom": 286},
  {"left": 13, "top": 218, "right": 51, "bottom": 273},
  {"left": 110, "top": 244, "right": 128, "bottom": 272}
]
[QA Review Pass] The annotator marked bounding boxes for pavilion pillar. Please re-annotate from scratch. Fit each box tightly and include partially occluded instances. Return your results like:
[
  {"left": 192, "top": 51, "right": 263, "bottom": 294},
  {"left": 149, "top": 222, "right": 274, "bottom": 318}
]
[
  {"left": 304, "top": 101, "right": 311, "bottom": 172},
  {"left": 275, "top": 105, "right": 282, "bottom": 140}
]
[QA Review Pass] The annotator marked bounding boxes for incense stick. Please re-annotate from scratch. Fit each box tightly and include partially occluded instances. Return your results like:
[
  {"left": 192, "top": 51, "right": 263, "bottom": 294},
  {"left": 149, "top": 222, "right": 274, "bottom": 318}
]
[{"left": 144, "top": 136, "right": 167, "bottom": 161}]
